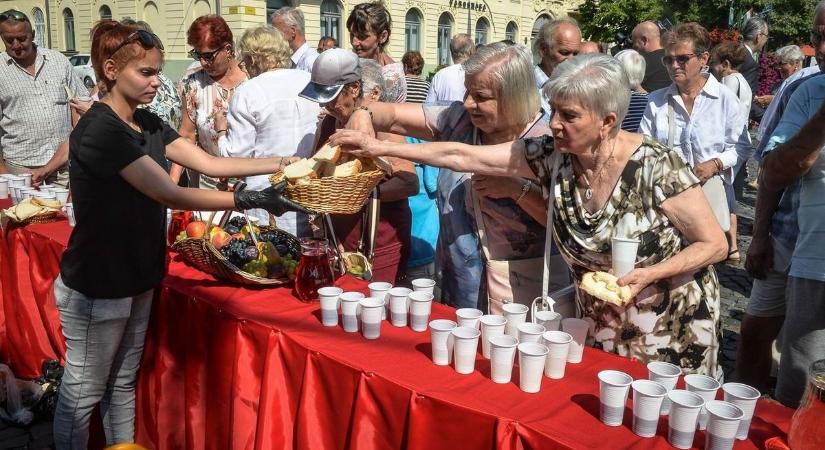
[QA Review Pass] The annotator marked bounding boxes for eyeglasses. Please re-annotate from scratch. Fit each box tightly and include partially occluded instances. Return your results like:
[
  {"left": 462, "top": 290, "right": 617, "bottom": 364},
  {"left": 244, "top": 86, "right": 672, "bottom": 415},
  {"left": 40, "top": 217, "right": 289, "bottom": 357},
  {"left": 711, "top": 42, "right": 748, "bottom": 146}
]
[
  {"left": 188, "top": 46, "right": 226, "bottom": 63},
  {"left": 0, "top": 9, "right": 29, "bottom": 23},
  {"left": 110, "top": 30, "right": 163, "bottom": 59},
  {"left": 662, "top": 53, "right": 698, "bottom": 67}
]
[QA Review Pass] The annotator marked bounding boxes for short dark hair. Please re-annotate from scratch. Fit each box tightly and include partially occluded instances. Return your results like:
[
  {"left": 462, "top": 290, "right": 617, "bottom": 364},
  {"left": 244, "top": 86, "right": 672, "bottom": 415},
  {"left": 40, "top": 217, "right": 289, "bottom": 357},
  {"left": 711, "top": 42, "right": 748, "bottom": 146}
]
[
  {"left": 346, "top": 2, "right": 392, "bottom": 50},
  {"left": 663, "top": 22, "right": 711, "bottom": 55},
  {"left": 402, "top": 50, "right": 424, "bottom": 75},
  {"left": 711, "top": 42, "right": 746, "bottom": 67}
]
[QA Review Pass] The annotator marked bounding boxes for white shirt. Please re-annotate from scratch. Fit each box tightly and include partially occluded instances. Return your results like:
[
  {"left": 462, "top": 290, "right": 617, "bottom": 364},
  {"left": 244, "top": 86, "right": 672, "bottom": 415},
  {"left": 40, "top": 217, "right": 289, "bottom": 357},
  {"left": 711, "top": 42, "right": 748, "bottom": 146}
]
[
  {"left": 218, "top": 69, "right": 320, "bottom": 234},
  {"left": 720, "top": 73, "right": 752, "bottom": 121},
  {"left": 757, "top": 65, "right": 820, "bottom": 142},
  {"left": 639, "top": 74, "right": 752, "bottom": 184},
  {"left": 534, "top": 64, "right": 552, "bottom": 114},
  {"left": 425, "top": 63, "right": 466, "bottom": 103},
  {"left": 291, "top": 43, "right": 318, "bottom": 73}
]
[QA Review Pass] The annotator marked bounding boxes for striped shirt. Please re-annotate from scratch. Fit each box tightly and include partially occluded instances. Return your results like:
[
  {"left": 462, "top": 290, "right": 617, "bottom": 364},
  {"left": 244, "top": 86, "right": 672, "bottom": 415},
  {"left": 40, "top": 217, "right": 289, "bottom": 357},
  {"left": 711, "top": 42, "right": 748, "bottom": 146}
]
[
  {"left": 0, "top": 47, "right": 85, "bottom": 166},
  {"left": 404, "top": 76, "right": 430, "bottom": 104},
  {"left": 621, "top": 90, "right": 648, "bottom": 132}
]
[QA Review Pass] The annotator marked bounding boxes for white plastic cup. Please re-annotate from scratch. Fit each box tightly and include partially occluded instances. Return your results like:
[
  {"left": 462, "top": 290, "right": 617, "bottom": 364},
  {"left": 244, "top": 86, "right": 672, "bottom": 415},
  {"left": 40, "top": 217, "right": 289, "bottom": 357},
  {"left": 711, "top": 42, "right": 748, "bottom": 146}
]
[
  {"left": 19, "top": 187, "right": 36, "bottom": 200},
  {"left": 479, "top": 315, "right": 507, "bottom": 359},
  {"left": 631, "top": 379, "right": 667, "bottom": 437},
  {"left": 451, "top": 326, "right": 481, "bottom": 375},
  {"left": 684, "top": 373, "right": 721, "bottom": 430},
  {"left": 455, "top": 308, "right": 483, "bottom": 330},
  {"left": 667, "top": 389, "right": 705, "bottom": 449},
  {"left": 0, "top": 179, "right": 8, "bottom": 199},
  {"left": 388, "top": 287, "right": 412, "bottom": 327},
  {"left": 8, "top": 176, "right": 25, "bottom": 187},
  {"left": 502, "top": 303, "right": 529, "bottom": 337},
  {"left": 369, "top": 281, "right": 393, "bottom": 320},
  {"left": 489, "top": 334, "right": 518, "bottom": 383},
  {"left": 722, "top": 382, "right": 760, "bottom": 440},
  {"left": 19, "top": 173, "right": 32, "bottom": 187},
  {"left": 612, "top": 236, "right": 640, "bottom": 278},
  {"left": 411, "top": 278, "right": 436, "bottom": 295},
  {"left": 408, "top": 291, "right": 433, "bottom": 332},
  {"left": 51, "top": 188, "right": 70, "bottom": 204},
  {"left": 339, "top": 291, "right": 365, "bottom": 333},
  {"left": 64, "top": 203, "right": 76, "bottom": 227},
  {"left": 534, "top": 310, "right": 562, "bottom": 331},
  {"left": 317, "top": 287, "right": 342, "bottom": 327},
  {"left": 429, "top": 319, "right": 457, "bottom": 365},
  {"left": 598, "top": 370, "right": 633, "bottom": 427},
  {"left": 561, "top": 318, "right": 589, "bottom": 363},
  {"left": 705, "top": 400, "right": 744, "bottom": 450},
  {"left": 359, "top": 297, "right": 384, "bottom": 340},
  {"left": 517, "top": 322, "right": 546, "bottom": 344},
  {"left": 9, "top": 185, "right": 19, "bottom": 203},
  {"left": 542, "top": 330, "right": 572, "bottom": 379},
  {"left": 647, "top": 361, "right": 682, "bottom": 415},
  {"left": 35, "top": 192, "right": 56, "bottom": 201},
  {"left": 518, "top": 342, "right": 549, "bottom": 394}
]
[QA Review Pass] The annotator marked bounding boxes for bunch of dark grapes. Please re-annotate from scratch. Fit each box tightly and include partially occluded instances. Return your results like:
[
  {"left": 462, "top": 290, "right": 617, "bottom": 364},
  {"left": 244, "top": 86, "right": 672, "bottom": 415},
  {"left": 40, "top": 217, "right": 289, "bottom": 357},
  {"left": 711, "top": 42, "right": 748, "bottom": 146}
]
[
  {"left": 258, "top": 230, "right": 277, "bottom": 243},
  {"left": 220, "top": 238, "right": 254, "bottom": 268},
  {"left": 224, "top": 216, "right": 248, "bottom": 235}
]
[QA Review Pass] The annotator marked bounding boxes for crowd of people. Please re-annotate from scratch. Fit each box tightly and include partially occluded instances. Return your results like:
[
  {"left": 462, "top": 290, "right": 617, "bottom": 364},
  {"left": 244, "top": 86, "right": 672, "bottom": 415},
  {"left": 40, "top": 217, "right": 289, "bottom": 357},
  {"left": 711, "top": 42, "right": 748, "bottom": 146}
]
[{"left": 1, "top": 1, "right": 824, "bottom": 448}]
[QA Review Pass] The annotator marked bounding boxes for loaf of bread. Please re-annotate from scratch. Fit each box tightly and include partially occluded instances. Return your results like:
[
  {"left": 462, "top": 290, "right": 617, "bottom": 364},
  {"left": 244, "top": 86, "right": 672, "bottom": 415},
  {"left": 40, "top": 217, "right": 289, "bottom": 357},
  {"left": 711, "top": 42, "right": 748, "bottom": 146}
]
[
  {"left": 332, "top": 159, "right": 362, "bottom": 177},
  {"left": 580, "top": 271, "right": 633, "bottom": 306},
  {"left": 312, "top": 144, "right": 341, "bottom": 164},
  {"left": 283, "top": 158, "right": 321, "bottom": 181}
]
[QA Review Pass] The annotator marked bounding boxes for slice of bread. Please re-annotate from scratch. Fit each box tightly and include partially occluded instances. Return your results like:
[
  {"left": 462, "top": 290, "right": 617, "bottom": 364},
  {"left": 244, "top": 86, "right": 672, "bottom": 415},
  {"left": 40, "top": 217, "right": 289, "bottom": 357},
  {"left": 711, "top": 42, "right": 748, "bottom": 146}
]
[
  {"left": 283, "top": 158, "right": 321, "bottom": 181},
  {"left": 312, "top": 144, "right": 341, "bottom": 164},
  {"left": 333, "top": 159, "right": 362, "bottom": 177},
  {"left": 580, "top": 271, "right": 633, "bottom": 306}
]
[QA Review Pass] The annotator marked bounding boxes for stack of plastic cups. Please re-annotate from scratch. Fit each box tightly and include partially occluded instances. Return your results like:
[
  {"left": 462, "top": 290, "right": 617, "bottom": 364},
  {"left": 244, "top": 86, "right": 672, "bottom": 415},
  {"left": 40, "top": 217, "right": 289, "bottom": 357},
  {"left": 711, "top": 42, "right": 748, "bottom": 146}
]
[
  {"left": 339, "top": 292, "right": 364, "bottom": 333},
  {"left": 317, "top": 287, "right": 342, "bottom": 327},
  {"left": 542, "top": 330, "right": 572, "bottom": 379},
  {"left": 387, "top": 287, "right": 411, "bottom": 327},
  {"left": 359, "top": 297, "right": 384, "bottom": 339},
  {"left": 36, "top": 191, "right": 57, "bottom": 202},
  {"left": 479, "top": 315, "right": 507, "bottom": 359},
  {"left": 456, "top": 308, "right": 483, "bottom": 330},
  {"left": 9, "top": 186, "right": 20, "bottom": 204},
  {"left": 408, "top": 292, "right": 433, "bottom": 332},
  {"left": 647, "top": 361, "right": 682, "bottom": 415},
  {"left": 722, "top": 382, "right": 760, "bottom": 440},
  {"left": 597, "top": 370, "right": 633, "bottom": 426},
  {"left": 561, "top": 318, "right": 589, "bottom": 363},
  {"left": 52, "top": 187, "right": 70, "bottom": 205},
  {"left": 19, "top": 173, "right": 32, "bottom": 187},
  {"left": 489, "top": 335, "right": 518, "bottom": 383},
  {"left": 502, "top": 303, "right": 529, "bottom": 337},
  {"left": 534, "top": 309, "right": 562, "bottom": 331},
  {"left": 369, "top": 281, "right": 392, "bottom": 320},
  {"left": 0, "top": 178, "right": 8, "bottom": 200},
  {"left": 667, "top": 390, "right": 705, "bottom": 449},
  {"left": 451, "top": 326, "right": 481, "bottom": 374},
  {"left": 631, "top": 380, "right": 667, "bottom": 437},
  {"left": 19, "top": 187, "right": 36, "bottom": 200},
  {"left": 411, "top": 278, "right": 436, "bottom": 295},
  {"left": 684, "top": 374, "right": 720, "bottom": 430},
  {"left": 704, "top": 400, "right": 744, "bottom": 450},
  {"left": 517, "top": 342, "right": 549, "bottom": 393},
  {"left": 64, "top": 203, "right": 76, "bottom": 226},
  {"left": 429, "top": 319, "right": 457, "bottom": 365},
  {"left": 517, "top": 322, "right": 545, "bottom": 344}
]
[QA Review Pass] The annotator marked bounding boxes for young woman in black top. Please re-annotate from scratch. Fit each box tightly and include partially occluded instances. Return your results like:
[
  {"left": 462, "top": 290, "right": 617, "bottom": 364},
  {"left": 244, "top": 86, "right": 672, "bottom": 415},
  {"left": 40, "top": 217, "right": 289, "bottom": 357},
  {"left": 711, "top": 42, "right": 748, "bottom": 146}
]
[{"left": 52, "top": 21, "right": 304, "bottom": 449}]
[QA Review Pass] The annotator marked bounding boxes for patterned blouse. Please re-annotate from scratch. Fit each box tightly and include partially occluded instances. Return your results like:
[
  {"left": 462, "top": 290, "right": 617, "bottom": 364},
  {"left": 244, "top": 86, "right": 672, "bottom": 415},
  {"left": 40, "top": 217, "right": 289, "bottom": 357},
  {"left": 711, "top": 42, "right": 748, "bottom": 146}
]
[
  {"left": 139, "top": 72, "right": 181, "bottom": 129},
  {"left": 524, "top": 135, "right": 722, "bottom": 378}
]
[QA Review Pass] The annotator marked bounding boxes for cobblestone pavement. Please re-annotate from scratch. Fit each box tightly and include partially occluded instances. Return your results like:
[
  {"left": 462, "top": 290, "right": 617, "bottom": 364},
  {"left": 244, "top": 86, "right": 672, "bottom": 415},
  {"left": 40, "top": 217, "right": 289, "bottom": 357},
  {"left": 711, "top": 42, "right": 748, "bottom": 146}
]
[{"left": 2, "top": 165, "right": 762, "bottom": 450}]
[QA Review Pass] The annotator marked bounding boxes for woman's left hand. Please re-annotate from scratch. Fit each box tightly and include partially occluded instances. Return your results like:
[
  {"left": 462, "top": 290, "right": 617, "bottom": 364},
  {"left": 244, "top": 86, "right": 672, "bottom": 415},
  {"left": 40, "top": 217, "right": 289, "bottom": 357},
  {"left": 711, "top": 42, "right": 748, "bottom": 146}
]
[
  {"left": 473, "top": 175, "right": 525, "bottom": 200},
  {"left": 693, "top": 160, "right": 718, "bottom": 182},
  {"left": 214, "top": 110, "right": 228, "bottom": 134},
  {"left": 616, "top": 267, "right": 657, "bottom": 298},
  {"left": 328, "top": 129, "right": 385, "bottom": 158}
]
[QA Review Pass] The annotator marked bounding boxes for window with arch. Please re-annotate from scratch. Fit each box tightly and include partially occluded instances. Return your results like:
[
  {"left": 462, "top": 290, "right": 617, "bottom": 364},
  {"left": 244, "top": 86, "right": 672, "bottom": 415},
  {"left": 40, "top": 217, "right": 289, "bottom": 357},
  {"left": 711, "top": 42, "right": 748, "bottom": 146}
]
[
  {"left": 63, "top": 8, "right": 76, "bottom": 51},
  {"left": 320, "top": 0, "right": 342, "bottom": 43},
  {"left": 99, "top": 5, "right": 112, "bottom": 21},
  {"left": 475, "top": 18, "right": 489, "bottom": 45},
  {"left": 405, "top": 9, "right": 422, "bottom": 52},
  {"left": 531, "top": 14, "right": 551, "bottom": 42},
  {"left": 31, "top": 8, "right": 46, "bottom": 48},
  {"left": 505, "top": 21, "right": 518, "bottom": 43},
  {"left": 437, "top": 13, "right": 453, "bottom": 65}
]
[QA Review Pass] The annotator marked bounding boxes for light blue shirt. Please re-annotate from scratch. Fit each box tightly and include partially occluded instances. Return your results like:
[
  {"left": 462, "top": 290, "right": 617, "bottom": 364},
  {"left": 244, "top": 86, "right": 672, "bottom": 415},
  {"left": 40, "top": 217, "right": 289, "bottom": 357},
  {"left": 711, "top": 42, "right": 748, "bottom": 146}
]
[
  {"left": 764, "top": 75, "right": 825, "bottom": 282},
  {"left": 534, "top": 64, "right": 551, "bottom": 115}
]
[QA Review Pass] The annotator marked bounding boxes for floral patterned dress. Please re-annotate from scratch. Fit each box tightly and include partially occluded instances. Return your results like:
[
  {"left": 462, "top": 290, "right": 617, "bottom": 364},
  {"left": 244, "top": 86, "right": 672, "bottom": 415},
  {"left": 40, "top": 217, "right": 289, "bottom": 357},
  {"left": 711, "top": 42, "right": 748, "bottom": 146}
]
[{"left": 524, "top": 135, "right": 722, "bottom": 379}]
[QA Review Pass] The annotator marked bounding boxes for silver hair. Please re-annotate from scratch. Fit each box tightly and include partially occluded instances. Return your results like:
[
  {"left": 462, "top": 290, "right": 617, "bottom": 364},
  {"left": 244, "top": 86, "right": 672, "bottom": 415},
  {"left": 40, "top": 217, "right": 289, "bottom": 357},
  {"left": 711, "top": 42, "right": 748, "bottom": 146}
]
[
  {"left": 741, "top": 17, "right": 768, "bottom": 43},
  {"left": 463, "top": 42, "right": 540, "bottom": 126},
  {"left": 774, "top": 45, "right": 805, "bottom": 64},
  {"left": 358, "top": 58, "right": 398, "bottom": 102},
  {"left": 533, "top": 17, "right": 581, "bottom": 54},
  {"left": 544, "top": 54, "right": 630, "bottom": 125},
  {"left": 614, "top": 49, "right": 646, "bottom": 90},
  {"left": 450, "top": 33, "right": 475, "bottom": 62},
  {"left": 270, "top": 6, "right": 305, "bottom": 35}
]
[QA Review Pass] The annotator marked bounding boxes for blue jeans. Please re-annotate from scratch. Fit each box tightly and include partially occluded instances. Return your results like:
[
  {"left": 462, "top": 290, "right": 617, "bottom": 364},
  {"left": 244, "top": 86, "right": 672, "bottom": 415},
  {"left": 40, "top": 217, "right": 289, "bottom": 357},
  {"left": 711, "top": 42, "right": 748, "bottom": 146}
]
[{"left": 52, "top": 276, "right": 153, "bottom": 450}]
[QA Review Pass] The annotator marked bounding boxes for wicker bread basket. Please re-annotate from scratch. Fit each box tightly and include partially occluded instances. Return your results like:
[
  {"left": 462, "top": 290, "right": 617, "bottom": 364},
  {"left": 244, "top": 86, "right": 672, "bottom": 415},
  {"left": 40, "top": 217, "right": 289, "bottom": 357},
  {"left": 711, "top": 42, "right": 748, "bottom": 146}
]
[
  {"left": 269, "top": 158, "right": 385, "bottom": 215},
  {"left": 1, "top": 210, "right": 61, "bottom": 229}
]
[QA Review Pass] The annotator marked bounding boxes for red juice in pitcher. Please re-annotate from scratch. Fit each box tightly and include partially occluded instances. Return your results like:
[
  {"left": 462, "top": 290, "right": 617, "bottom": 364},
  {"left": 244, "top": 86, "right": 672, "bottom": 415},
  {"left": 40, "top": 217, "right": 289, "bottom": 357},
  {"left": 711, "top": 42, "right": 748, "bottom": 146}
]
[
  {"left": 295, "top": 238, "right": 335, "bottom": 302},
  {"left": 168, "top": 210, "right": 193, "bottom": 245}
]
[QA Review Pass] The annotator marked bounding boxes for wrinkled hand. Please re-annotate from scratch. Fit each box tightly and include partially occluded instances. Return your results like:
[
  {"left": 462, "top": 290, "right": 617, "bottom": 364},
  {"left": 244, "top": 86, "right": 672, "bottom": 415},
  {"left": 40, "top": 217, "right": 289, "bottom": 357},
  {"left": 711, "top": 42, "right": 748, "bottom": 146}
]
[
  {"left": 69, "top": 98, "right": 94, "bottom": 116},
  {"left": 473, "top": 175, "right": 523, "bottom": 200},
  {"left": 233, "top": 181, "right": 312, "bottom": 215},
  {"left": 616, "top": 268, "right": 656, "bottom": 298},
  {"left": 745, "top": 236, "right": 773, "bottom": 280},
  {"left": 693, "top": 160, "right": 718, "bottom": 182},
  {"left": 28, "top": 167, "right": 50, "bottom": 185},
  {"left": 328, "top": 129, "right": 384, "bottom": 158}
]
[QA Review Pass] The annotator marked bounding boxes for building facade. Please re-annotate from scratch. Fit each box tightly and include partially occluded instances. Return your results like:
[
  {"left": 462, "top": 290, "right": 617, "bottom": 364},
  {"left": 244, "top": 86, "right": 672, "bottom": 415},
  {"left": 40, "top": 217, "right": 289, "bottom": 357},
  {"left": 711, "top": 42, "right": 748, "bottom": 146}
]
[{"left": 0, "top": 0, "right": 583, "bottom": 78}]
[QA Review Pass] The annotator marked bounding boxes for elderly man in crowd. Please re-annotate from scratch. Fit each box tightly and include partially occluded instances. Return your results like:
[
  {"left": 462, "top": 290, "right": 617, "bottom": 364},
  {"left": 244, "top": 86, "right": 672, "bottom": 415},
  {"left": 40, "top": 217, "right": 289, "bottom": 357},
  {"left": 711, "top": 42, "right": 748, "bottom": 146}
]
[
  {"left": 533, "top": 18, "right": 581, "bottom": 113},
  {"left": 579, "top": 40, "right": 600, "bottom": 54},
  {"left": 271, "top": 6, "right": 318, "bottom": 73},
  {"left": 425, "top": 33, "right": 474, "bottom": 103},
  {"left": 0, "top": 9, "right": 85, "bottom": 186},
  {"left": 739, "top": 17, "right": 770, "bottom": 98},
  {"left": 632, "top": 20, "right": 670, "bottom": 92}
]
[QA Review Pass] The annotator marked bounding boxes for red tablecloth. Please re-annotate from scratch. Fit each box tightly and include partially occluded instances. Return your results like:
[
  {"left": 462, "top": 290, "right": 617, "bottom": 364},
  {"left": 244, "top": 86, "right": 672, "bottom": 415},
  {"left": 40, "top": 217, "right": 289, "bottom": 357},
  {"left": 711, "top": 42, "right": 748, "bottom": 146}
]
[{"left": 0, "top": 207, "right": 794, "bottom": 450}]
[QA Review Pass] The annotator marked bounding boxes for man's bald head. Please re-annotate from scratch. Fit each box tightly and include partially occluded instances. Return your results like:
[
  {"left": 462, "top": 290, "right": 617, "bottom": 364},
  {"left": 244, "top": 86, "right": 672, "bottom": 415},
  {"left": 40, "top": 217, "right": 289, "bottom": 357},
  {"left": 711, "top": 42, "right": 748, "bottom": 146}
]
[{"left": 631, "top": 21, "right": 661, "bottom": 53}]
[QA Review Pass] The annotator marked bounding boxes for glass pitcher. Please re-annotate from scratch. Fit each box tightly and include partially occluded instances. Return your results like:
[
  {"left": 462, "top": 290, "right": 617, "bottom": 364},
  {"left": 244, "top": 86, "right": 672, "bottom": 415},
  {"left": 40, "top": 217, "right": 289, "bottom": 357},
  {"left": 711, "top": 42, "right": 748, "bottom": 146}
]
[
  {"left": 294, "top": 238, "right": 335, "bottom": 302},
  {"left": 788, "top": 359, "right": 825, "bottom": 449}
]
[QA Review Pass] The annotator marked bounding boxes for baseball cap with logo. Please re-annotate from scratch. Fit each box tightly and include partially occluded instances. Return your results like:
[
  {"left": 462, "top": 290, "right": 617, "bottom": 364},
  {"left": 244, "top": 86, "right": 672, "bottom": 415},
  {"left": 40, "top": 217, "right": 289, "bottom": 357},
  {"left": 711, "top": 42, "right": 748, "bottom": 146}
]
[{"left": 299, "top": 48, "right": 361, "bottom": 104}]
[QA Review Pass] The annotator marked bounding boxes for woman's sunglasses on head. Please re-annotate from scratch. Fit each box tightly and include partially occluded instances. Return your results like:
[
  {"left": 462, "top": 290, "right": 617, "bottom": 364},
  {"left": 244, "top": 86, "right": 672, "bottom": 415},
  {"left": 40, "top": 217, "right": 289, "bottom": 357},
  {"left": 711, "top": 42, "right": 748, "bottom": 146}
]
[{"left": 110, "top": 30, "right": 164, "bottom": 58}]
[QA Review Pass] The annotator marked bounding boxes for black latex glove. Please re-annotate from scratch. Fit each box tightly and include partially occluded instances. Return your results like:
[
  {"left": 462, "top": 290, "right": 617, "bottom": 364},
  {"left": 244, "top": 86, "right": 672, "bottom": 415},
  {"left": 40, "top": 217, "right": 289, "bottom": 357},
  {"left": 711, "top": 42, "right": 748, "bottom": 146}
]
[{"left": 233, "top": 181, "right": 311, "bottom": 215}]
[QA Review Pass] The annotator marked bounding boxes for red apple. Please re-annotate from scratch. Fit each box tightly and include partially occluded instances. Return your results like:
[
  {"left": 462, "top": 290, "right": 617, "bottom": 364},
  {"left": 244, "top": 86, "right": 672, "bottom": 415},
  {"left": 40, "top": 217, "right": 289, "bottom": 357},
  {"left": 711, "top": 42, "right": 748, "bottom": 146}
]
[
  {"left": 210, "top": 229, "right": 232, "bottom": 249},
  {"left": 185, "top": 221, "right": 207, "bottom": 239}
]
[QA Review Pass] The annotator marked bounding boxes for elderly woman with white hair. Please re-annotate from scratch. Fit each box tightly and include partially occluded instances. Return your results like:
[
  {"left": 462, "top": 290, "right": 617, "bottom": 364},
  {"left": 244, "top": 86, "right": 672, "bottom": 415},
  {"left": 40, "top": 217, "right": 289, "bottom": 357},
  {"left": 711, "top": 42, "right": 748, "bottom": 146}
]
[
  {"left": 214, "top": 26, "right": 320, "bottom": 234},
  {"left": 331, "top": 53, "right": 728, "bottom": 377},
  {"left": 614, "top": 49, "right": 648, "bottom": 131}
]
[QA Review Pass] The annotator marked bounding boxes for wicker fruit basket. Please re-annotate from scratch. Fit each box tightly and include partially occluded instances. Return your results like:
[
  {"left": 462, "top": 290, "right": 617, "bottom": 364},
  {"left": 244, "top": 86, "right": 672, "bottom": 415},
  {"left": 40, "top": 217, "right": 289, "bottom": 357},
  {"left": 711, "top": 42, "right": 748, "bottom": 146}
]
[{"left": 269, "top": 159, "right": 385, "bottom": 215}]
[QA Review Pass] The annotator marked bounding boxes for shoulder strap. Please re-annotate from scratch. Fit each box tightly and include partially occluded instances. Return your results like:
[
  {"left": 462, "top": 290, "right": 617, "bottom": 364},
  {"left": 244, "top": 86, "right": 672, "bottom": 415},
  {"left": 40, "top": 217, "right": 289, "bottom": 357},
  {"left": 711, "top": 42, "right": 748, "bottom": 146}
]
[
  {"left": 667, "top": 96, "right": 676, "bottom": 149},
  {"left": 540, "top": 150, "right": 561, "bottom": 303}
]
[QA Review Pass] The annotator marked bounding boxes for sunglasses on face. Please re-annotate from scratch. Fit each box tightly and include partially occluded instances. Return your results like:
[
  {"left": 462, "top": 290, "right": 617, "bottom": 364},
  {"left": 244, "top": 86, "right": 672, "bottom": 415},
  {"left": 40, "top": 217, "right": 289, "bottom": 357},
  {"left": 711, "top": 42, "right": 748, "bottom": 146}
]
[
  {"left": 188, "top": 46, "right": 225, "bottom": 63},
  {"left": 662, "top": 53, "right": 697, "bottom": 67},
  {"left": 110, "top": 30, "right": 163, "bottom": 58},
  {"left": 0, "top": 10, "right": 29, "bottom": 23}
]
